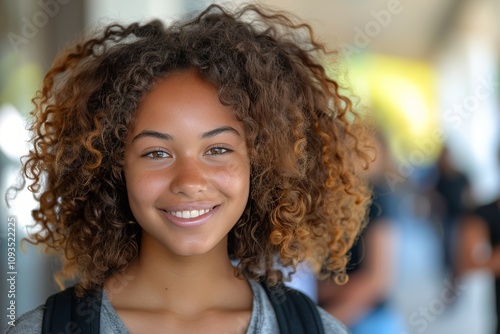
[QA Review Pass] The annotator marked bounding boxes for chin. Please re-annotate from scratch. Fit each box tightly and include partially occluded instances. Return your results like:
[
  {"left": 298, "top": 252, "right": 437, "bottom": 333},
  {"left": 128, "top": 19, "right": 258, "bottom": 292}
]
[{"left": 166, "top": 239, "right": 223, "bottom": 257}]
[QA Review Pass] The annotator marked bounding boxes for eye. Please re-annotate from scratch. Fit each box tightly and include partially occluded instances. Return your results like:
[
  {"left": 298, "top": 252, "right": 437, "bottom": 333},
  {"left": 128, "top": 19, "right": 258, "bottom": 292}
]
[
  {"left": 143, "top": 150, "right": 170, "bottom": 159},
  {"left": 206, "top": 146, "right": 232, "bottom": 155}
]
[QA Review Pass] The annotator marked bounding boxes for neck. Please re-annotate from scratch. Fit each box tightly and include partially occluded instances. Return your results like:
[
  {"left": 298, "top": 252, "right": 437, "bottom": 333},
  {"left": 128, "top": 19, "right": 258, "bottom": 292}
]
[
  {"left": 105, "top": 232, "right": 247, "bottom": 315},
  {"left": 140, "top": 233, "right": 236, "bottom": 289}
]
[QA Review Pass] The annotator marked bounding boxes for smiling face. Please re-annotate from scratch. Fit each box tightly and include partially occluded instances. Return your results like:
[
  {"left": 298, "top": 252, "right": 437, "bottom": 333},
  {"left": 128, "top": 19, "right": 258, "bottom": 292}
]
[{"left": 124, "top": 69, "right": 250, "bottom": 258}]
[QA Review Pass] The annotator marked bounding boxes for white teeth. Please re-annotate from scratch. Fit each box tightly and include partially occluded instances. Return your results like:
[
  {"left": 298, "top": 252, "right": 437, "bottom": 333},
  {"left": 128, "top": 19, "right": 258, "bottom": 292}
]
[{"left": 169, "top": 209, "right": 210, "bottom": 218}]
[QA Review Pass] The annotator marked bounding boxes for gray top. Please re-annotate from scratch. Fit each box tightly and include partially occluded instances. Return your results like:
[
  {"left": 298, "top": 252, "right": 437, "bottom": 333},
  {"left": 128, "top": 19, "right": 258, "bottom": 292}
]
[{"left": 5, "top": 280, "right": 348, "bottom": 333}]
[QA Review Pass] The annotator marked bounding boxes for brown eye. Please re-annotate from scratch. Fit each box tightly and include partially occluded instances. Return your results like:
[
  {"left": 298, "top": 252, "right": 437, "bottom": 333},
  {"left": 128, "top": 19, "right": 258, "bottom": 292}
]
[
  {"left": 206, "top": 146, "right": 232, "bottom": 155},
  {"left": 144, "top": 151, "right": 170, "bottom": 159}
]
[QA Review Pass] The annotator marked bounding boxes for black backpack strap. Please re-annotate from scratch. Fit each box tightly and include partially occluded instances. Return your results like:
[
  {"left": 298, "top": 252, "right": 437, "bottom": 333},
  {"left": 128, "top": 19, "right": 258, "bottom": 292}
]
[
  {"left": 262, "top": 282, "right": 325, "bottom": 334},
  {"left": 42, "top": 286, "right": 102, "bottom": 334}
]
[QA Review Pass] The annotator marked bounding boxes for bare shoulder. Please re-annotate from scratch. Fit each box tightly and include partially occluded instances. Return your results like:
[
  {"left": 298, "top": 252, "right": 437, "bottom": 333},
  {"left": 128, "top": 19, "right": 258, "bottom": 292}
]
[{"left": 4, "top": 305, "right": 44, "bottom": 334}]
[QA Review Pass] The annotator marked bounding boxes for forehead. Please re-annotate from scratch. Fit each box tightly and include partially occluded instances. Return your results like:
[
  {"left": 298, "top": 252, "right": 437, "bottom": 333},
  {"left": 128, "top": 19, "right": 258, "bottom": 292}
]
[
  {"left": 129, "top": 70, "right": 241, "bottom": 135},
  {"left": 140, "top": 70, "right": 218, "bottom": 112}
]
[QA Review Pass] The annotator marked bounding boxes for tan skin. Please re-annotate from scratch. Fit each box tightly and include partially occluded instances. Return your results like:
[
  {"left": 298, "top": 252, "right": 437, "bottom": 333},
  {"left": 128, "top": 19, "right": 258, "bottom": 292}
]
[
  {"left": 104, "top": 69, "right": 253, "bottom": 334},
  {"left": 318, "top": 221, "right": 396, "bottom": 325},
  {"left": 317, "top": 135, "right": 398, "bottom": 326},
  {"left": 457, "top": 200, "right": 500, "bottom": 277}
]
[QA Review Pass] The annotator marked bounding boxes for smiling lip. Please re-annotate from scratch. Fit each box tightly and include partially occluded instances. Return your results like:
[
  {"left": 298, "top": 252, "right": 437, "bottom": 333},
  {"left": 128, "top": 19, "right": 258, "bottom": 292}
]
[{"left": 160, "top": 205, "right": 219, "bottom": 227}]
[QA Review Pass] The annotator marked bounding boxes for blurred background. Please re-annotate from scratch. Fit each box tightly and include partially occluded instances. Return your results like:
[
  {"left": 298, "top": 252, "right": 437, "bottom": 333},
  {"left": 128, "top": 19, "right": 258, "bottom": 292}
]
[{"left": 1, "top": 0, "right": 499, "bottom": 333}]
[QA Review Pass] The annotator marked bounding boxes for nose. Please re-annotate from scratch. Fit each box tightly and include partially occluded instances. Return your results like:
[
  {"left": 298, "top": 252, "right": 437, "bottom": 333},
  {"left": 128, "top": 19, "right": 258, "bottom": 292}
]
[{"left": 169, "top": 157, "right": 209, "bottom": 197}]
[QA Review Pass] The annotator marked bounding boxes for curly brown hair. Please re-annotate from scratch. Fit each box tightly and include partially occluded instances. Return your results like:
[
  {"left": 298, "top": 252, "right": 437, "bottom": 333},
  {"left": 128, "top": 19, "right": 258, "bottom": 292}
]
[{"left": 18, "top": 3, "right": 371, "bottom": 293}]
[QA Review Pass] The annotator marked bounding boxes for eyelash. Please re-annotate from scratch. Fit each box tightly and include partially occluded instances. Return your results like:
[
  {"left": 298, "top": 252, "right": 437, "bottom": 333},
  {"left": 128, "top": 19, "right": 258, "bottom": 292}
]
[
  {"left": 141, "top": 146, "right": 232, "bottom": 159},
  {"left": 205, "top": 145, "right": 233, "bottom": 155},
  {"left": 142, "top": 149, "right": 170, "bottom": 160}
]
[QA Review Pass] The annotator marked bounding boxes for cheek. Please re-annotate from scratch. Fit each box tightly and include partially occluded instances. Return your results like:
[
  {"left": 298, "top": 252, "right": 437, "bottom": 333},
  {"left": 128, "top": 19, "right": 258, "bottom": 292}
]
[
  {"left": 215, "top": 160, "right": 250, "bottom": 198},
  {"left": 125, "top": 167, "right": 166, "bottom": 207}
]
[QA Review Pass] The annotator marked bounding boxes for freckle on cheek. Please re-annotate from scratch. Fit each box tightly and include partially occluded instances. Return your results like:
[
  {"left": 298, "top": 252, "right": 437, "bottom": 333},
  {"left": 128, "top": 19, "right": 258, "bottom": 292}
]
[
  {"left": 218, "top": 164, "right": 247, "bottom": 184},
  {"left": 227, "top": 161, "right": 239, "bottom": 172}
]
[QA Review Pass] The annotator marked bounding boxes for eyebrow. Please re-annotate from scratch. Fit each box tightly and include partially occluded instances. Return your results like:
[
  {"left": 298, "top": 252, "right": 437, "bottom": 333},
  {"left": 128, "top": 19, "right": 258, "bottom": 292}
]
[
  {"left": 131, "top": 130, "right": 173, "bottom": 143},
  {"left": 201, "top": 126, "right": 241, "bottom": 139},
  {"left": 131, "top": 126, "right": 241, "bottom": 143}
]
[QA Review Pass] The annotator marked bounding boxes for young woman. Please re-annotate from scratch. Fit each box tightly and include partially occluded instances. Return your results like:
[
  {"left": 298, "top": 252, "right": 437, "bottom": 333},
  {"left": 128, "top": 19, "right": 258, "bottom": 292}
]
[{"left": 7, "top": 3, "right": 371, "bottom": 333}]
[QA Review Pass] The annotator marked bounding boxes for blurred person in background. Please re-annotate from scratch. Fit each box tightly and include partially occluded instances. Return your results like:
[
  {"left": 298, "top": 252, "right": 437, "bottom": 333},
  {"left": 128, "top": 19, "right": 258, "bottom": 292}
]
[
  {"left": 434, "top": 146, "right": 472, "bottom": 274},
  {"left": 456, "top": 146, "right": 500, "bottom": 334},
  {"left": 318, "top": 131, "right": 406, "bottom": 334}
]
